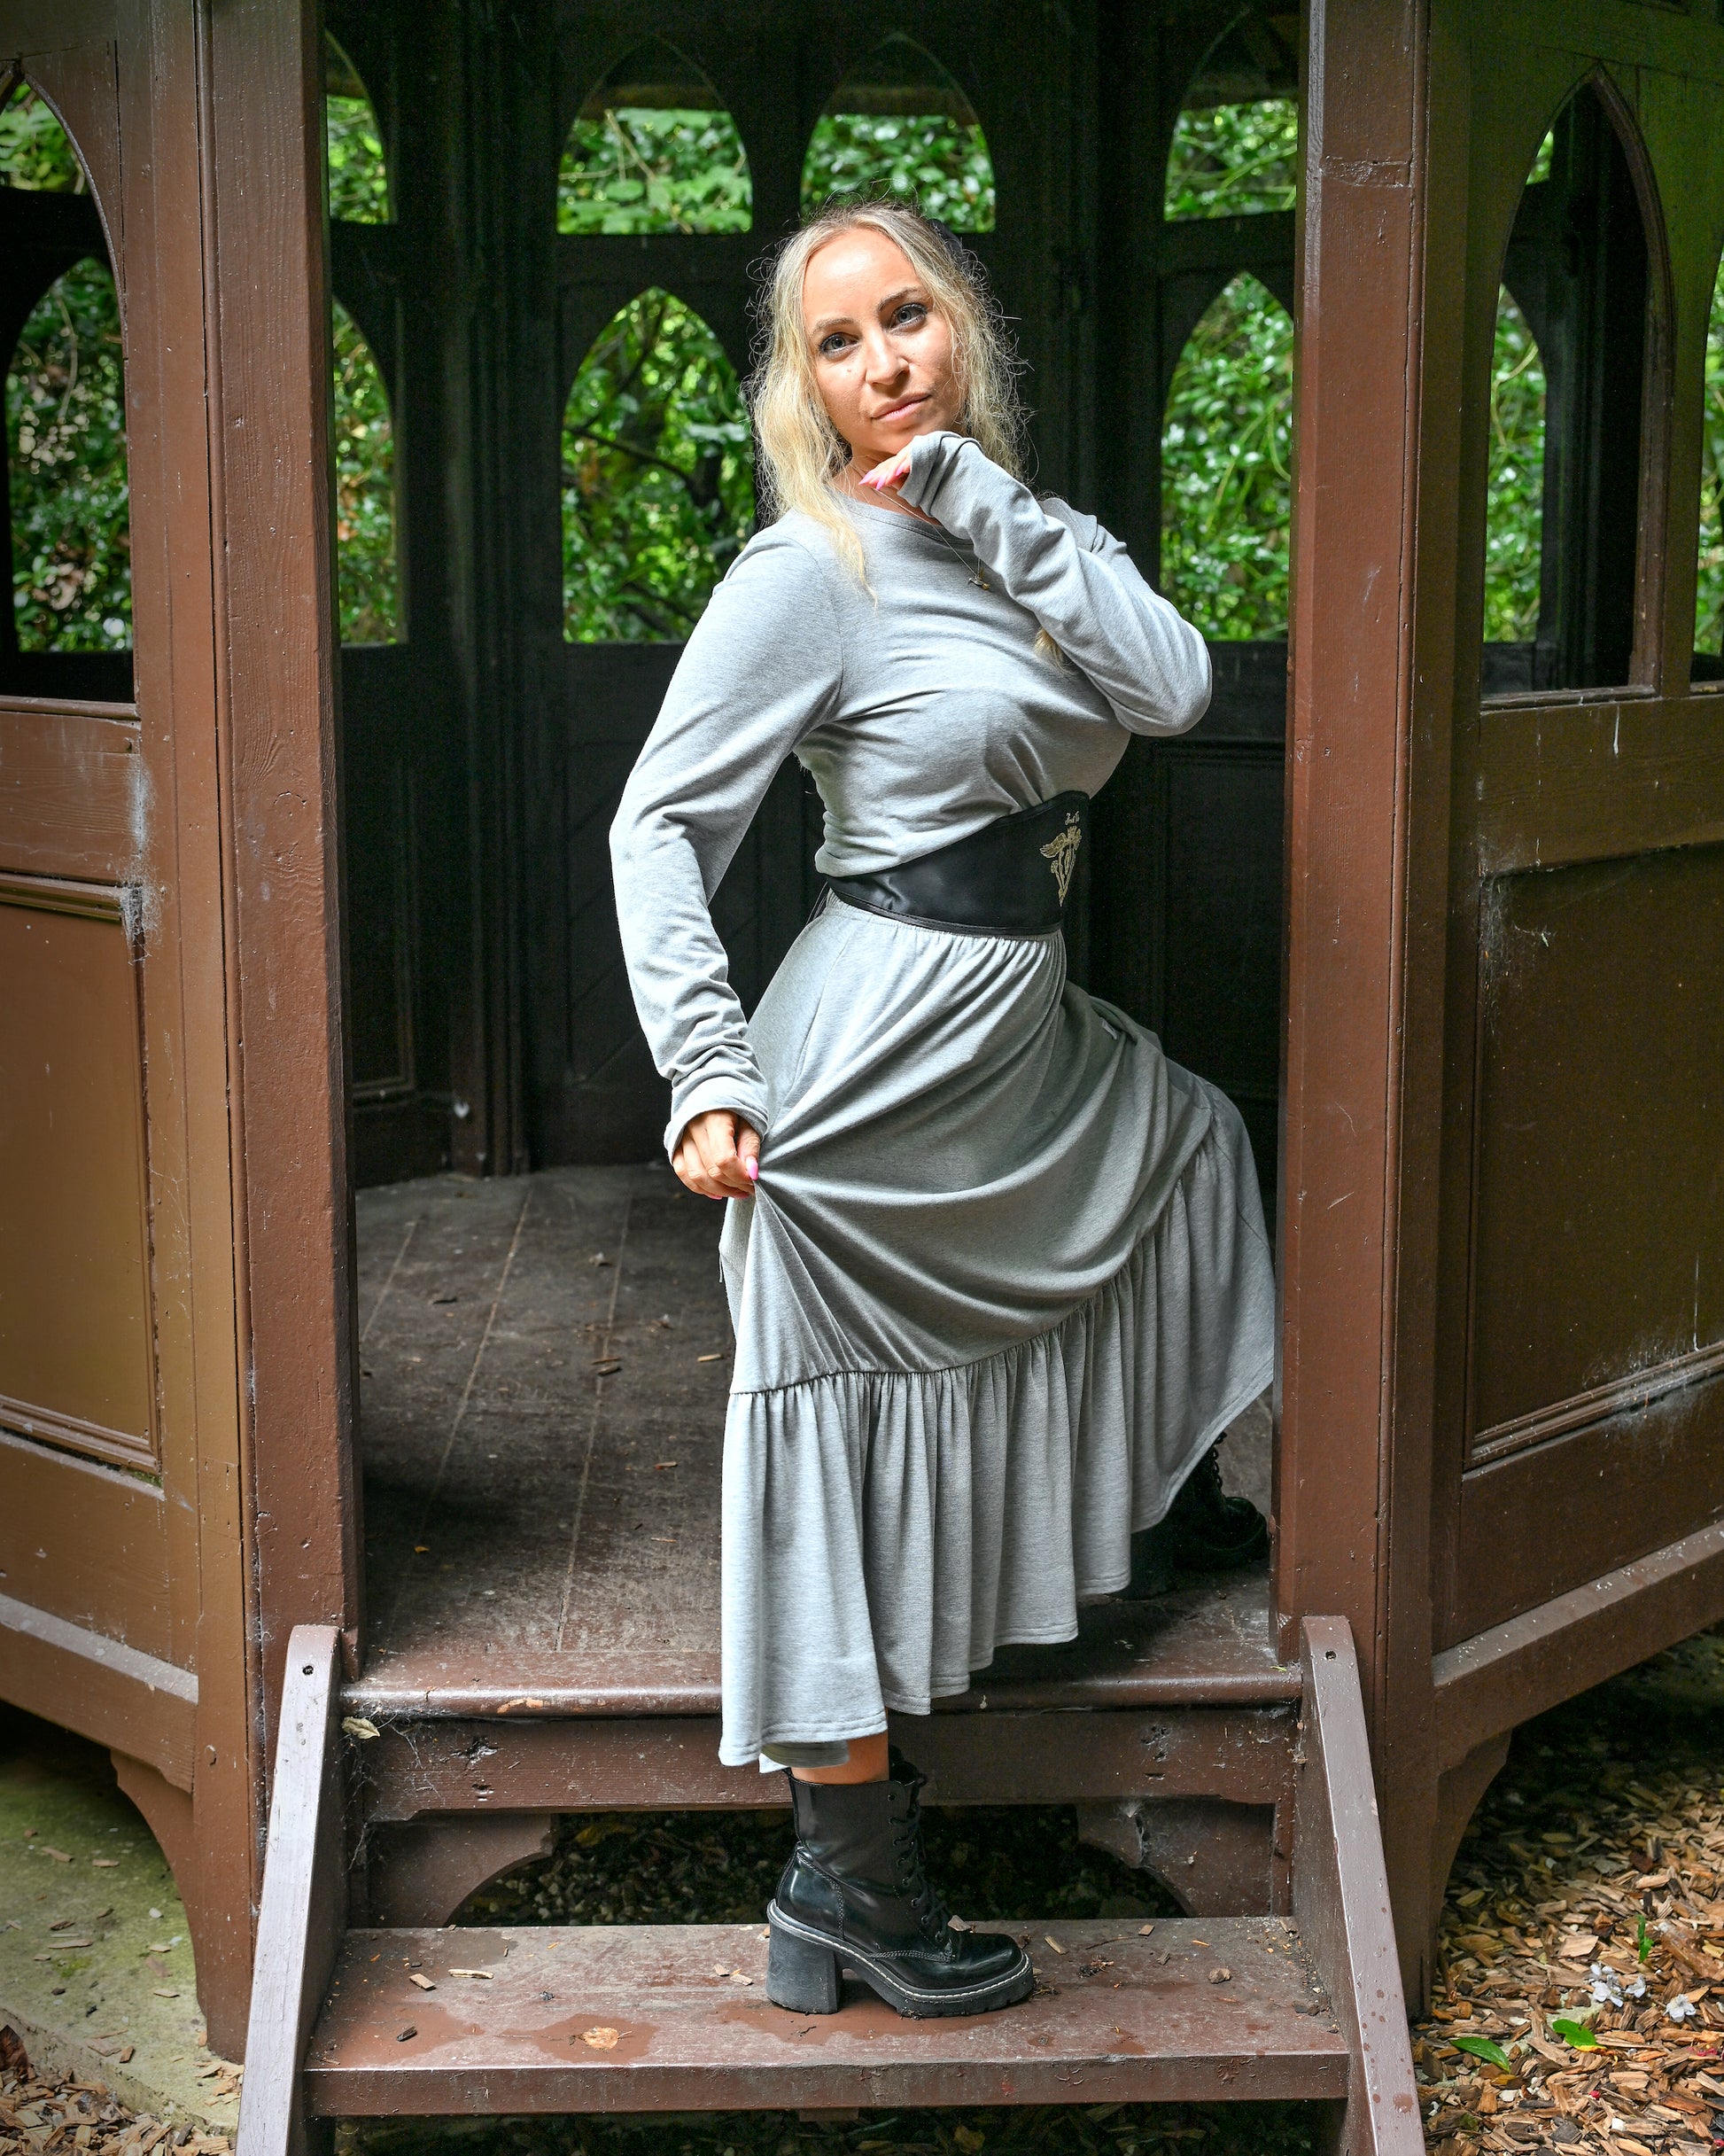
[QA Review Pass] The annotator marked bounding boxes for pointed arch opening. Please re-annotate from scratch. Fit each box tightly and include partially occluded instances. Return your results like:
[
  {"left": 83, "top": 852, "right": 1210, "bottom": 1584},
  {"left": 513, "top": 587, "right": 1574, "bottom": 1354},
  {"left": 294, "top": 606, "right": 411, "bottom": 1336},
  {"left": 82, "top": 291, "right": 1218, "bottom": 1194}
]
[
  {"left": 1160, "top": 272, "right": 1293, "bottom": 640},
  {"left": 1694, "top": 253, "right": 1724, "bottom": 673},
  {"left": 1485, "top": 75, "right": 1661, "bottom": 692},
  {"left": 0, "top": 82, "right": 88, "bottom": 192},
  {"left": 559, "top": 40, "right": 750, "bottom": 236},
  {"left": 325, "top": 34, "right": 389, "bottom": 224},
  {"left": 802, "top": 36, "right": 994, "bottom": 230},
  {"left": 1483, "top": 290, "right": 1547, "bottom": 647},
  {"left": 331, "top": 300, "right": 400, "bottom": 644},
  {"left": 1165, "top": 12, "right": 1299, "bottom": 221},
  {"left": 2, "top": 87, "right": 130, "bottom": 665},
  {"left": 562, "top": 289, "right": 753, "bottom": 642}
]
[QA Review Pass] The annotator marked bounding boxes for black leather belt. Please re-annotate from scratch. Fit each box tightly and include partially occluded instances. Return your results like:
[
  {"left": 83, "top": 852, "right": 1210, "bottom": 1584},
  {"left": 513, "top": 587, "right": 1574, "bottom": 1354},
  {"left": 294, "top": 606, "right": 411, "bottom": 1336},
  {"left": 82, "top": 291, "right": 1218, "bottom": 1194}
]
[{"left": 826, "top": 791, "right": 1089, "bottom": 936}]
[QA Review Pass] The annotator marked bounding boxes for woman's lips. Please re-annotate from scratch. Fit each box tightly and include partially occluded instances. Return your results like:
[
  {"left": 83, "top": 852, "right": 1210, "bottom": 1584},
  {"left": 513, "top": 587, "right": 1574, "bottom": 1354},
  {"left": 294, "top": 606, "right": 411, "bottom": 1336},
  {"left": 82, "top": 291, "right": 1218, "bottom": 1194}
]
[{"left": 871, "top": 393, "right": 929, "bottom": 424}]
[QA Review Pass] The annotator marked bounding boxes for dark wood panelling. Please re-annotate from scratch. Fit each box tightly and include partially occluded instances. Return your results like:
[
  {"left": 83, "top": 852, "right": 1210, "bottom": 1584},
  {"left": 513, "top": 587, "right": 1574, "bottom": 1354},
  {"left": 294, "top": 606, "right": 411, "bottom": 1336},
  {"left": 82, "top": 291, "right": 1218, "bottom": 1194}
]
[
  {"left": 0, "top": 1592, "right": 195, "bottom": 1789},
  {"left": 1474, "top": 694, "right": 1724, "bottom": 874},
  {"left": 1466, "top": 843, "right": 1724, "bottom": 1445},
  {"left": 1433, "top": 1513, "right": 1724, "bottom": 1771},
  {"left": 0, "top": 876, "right": 155, "bottom": 1468},
  {"left": 0, "top": 1428, "right": 171, "bottom": 1655},
  {"left": 0, "top": 702, "right": 142, "bottom": 881},
  {"left": 1453, "top": 1371, "right": 1724, "bottom": 1638}
]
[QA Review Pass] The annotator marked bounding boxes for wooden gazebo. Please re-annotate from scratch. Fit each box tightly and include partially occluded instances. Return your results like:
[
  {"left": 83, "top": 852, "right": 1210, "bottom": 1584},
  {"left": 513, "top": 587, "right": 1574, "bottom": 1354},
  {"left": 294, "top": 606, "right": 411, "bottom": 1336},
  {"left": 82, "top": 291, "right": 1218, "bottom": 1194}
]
[{"left": 1, "top": 0, "right": 1721, "bottom": 2149}]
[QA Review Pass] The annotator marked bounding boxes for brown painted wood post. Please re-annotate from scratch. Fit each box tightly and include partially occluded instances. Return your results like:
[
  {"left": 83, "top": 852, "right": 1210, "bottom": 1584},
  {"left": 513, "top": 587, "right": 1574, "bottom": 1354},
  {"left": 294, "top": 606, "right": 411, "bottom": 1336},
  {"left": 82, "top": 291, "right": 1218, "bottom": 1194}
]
[
  {"left": 198, "top": 0, "right": 360, "bottom": 2042},
  {"left": 1277, "top": 0, "right": 1439, "bottom": 1988}
]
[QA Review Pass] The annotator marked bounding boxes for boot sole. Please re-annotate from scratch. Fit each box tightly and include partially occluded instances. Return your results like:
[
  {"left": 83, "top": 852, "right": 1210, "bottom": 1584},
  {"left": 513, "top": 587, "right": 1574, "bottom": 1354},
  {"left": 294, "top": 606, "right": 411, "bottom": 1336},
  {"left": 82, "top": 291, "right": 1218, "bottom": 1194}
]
[{"left": 765, "top": 1903, "right": 1036, "bottom": 2020}]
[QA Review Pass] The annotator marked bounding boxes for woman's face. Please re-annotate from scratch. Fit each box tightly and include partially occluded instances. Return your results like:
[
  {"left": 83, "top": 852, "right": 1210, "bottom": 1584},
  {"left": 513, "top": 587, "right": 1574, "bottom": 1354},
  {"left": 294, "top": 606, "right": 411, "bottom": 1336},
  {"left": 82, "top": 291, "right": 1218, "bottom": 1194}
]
[{"left": 802, "top": 227, "right": 962, "bottom": 470}]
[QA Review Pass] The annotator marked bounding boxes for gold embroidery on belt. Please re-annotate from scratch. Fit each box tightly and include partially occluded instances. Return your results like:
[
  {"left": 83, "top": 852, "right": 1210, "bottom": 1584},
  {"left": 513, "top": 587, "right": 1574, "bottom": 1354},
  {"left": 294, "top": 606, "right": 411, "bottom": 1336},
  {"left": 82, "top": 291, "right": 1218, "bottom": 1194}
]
[{"left": 1040, "top": 811, "right": 1083, "bottom": 906}]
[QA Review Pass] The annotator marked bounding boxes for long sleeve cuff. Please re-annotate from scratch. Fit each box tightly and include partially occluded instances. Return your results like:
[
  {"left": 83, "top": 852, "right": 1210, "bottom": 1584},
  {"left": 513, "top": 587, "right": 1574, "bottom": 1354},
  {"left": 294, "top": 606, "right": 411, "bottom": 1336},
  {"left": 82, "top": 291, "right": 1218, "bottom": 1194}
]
[{"left": 664, "top": 1072, "right": 773, "bottom": 1163}]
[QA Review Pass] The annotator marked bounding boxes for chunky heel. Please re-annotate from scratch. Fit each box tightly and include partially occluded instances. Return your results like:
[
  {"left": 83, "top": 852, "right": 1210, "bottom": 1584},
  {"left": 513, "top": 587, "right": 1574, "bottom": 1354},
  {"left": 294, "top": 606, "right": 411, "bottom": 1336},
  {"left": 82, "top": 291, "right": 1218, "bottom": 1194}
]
[{"left": 766, "top": 1912, "right": 841, "bottom": 2013}]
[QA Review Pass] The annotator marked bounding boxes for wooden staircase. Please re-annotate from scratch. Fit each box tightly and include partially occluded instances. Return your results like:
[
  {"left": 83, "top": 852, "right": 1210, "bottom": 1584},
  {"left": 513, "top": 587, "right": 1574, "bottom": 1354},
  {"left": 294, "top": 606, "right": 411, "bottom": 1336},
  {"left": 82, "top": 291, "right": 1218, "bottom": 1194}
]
[{"left": 235, "top": 1614, "right": 1421, "bottom": 2154}]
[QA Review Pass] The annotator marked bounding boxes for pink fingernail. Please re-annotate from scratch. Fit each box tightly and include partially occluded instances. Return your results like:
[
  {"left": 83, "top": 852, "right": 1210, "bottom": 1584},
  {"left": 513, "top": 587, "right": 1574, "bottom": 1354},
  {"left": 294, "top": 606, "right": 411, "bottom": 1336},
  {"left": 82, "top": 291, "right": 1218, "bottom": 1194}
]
[{"left": 745, "top": 1158, "right": 758, "bottom": 1181}]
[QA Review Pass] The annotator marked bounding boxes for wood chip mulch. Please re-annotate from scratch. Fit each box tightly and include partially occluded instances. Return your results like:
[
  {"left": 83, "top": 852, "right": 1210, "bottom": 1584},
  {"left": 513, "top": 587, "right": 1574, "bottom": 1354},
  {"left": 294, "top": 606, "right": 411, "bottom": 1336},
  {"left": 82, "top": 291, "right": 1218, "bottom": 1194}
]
[
  {"left": 1414, "top": 1626, "right": 1724, "bottom": 2154},
  {"left": 0, "top": 2026, "right": 233, "bottom": 2154}
]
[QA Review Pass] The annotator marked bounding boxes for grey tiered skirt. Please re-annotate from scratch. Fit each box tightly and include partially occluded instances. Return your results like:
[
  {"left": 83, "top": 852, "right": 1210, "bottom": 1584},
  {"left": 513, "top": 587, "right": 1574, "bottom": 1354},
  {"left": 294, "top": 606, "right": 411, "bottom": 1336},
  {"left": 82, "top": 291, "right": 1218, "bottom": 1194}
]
[{"left": 716, "top": 891, "right": 1276, "bottom": 1767}]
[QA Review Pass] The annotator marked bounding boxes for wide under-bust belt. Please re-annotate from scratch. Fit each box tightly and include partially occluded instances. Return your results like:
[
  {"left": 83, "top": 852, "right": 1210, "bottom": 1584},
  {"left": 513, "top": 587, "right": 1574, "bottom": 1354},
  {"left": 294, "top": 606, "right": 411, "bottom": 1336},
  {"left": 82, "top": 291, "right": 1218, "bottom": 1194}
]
[{"left": 827, "top": 791, "right": 1089, "bottom": 937}]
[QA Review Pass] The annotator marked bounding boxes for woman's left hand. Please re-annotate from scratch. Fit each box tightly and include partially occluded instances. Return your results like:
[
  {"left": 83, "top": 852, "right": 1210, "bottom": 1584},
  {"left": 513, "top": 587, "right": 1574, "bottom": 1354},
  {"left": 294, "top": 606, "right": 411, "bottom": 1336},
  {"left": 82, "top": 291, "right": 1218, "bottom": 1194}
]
[{"left": 858, "top": 448, "right": 913, "bottom": 495}]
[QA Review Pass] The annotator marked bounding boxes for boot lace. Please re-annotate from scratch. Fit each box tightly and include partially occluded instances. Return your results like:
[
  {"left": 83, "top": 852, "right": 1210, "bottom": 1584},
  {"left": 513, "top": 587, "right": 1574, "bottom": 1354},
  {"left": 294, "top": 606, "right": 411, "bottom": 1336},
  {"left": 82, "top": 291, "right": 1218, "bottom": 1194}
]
[{"left": 889, "top": 1766, "right": 954, "bottom": 1945}]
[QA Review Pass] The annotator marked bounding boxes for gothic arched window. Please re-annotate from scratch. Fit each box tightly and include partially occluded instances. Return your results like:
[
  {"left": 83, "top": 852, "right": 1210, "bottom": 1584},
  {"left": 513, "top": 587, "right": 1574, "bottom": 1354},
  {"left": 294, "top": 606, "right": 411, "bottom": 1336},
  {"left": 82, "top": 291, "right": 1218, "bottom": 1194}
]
[
  {"left": 559, "top": 41, "right": 750, "bottom": 236},
  {"left": 331, "top": 300, "right": 400, "bottom": 643},
  {"left": 1486, "top": 79, "right": 1658, "bottom": 691},
  {"left": 1161, "top": 273, "right": 1293, "bottom": 639},
  {"left": 1482, "top": 291, "right": 1547, "bottom": 646},
  {"left": 803, "top": 37, "right": 994, "bottom": 230},
  {"left": 325, "top": 35, "right": 389, "bottom": 224},
  {"left": 1, "top": 88, "right": 129, "bottom": 657},
  {"left": 1165, "top": 98, "right": 1297, "bottom": 220},
  {"left": 562, "top": 289, "right": 753, "bottom": 641}
]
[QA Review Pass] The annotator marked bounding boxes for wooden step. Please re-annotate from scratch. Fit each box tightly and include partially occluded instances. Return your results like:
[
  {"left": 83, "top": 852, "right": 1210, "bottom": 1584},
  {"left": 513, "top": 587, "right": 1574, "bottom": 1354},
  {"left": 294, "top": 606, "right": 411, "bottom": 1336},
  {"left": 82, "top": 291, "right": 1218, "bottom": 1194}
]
[
  {"left": 305, "top": 1917, "right": 1347, "bottom": 2115},
  {"left": 237, "top": 1618, "right": 1423, "bottom": 2155}
]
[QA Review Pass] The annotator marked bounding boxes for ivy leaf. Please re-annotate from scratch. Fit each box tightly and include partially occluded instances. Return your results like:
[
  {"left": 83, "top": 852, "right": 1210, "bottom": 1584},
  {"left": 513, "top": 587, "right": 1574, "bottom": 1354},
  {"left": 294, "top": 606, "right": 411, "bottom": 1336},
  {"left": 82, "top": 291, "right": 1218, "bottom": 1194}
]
[
  {"left": 1550, "top": 2018, "right": 1598, "bottom": 2050},
  {"left": 1452, "top": 2035, "right": 1512, "bottom": 2070}
]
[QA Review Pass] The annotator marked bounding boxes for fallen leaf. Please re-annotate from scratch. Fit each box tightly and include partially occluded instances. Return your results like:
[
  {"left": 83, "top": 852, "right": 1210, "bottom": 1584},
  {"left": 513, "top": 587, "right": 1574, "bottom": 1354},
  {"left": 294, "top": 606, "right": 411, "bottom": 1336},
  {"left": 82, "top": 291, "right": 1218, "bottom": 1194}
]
[
  {"left": 447, "top": 1968, "right": 493, "bottom": 1980},
  {"left": 1208, "top": 1966, "right": 1232, "bottom": 1985},
  {"left": 341, "top": 1717, "right": 380, "bottom": 1741},
  {"left": 1453, "top": 2035, "right": 1511, "bottom": 2069},
  {"left": 408, "top": 1973, "right": 435, "bottom": 1991},
  {"left": 91, "top": 1858, "right": 119, "bottom": 1868},
  {"left": 579, "top": 2027, "right": 620, "bottom": 2050},
  {"left": 397, "top": 2027, "right": 417, "bottom": 2043},
  {"left": 1044, "top": 1935, "right": 1066, "bottom": 1954},
  {"left": 1138, "top": 1922, "right": 1155, "bottom": 1935},
  {"left": 947, "top": 1915, "right": 974, "bottom": 1932},
  {"left": 40, "top": 1847, "right": 73, "bottom": 1863},
  {"left": 697, "top": 1352, "right": 724, "bottom": 1363},
  {"left": 152, "top": 1988, "right": 179, "bottom": 1999},
  {"left": 1550, "top": 2017, "right": 1598, "bottom": 2049},
  {"left": 590, "top": 1359, "right": 622, "bottom": 1375}
]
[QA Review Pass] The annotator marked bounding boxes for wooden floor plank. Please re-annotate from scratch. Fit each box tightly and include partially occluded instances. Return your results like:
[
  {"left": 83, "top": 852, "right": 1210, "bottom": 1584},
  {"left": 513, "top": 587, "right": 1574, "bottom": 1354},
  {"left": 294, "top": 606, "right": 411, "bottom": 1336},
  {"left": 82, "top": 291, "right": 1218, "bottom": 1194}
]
[
  {"left": 306, "top": 1919, "right": 1347, "bottom": 2115},
  {"left": 353, "top": 1168, "right": 1295, "bottom": 1717}
]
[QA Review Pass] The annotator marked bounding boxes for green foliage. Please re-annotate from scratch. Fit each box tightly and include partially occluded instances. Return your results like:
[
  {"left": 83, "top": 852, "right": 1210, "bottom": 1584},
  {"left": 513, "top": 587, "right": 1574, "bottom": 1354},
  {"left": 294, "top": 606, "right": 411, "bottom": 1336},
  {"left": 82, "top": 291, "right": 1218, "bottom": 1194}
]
[
  {"left": 562, "top": 288, "right": 753, "bottom": 642},
  {"left": 1697, "top": 254, "right": 1724, "bottom": 655},
  {"left": 1165, "top": 98, "right": 1298, "bottom": 220},
  {"left": 0, "top": 87, "right": 85, "bottom": 191},
  {"left": 1483, "top": 291, "right": 1546, "bottom": 642},
  {"left": 802, "top": 112, "right": 995, "bottom": 230},
  {"left": 1451, "top": 2035, "right": 1511, "bottom": 2070},
  {"left": 1161, "top": 272, "right": 1292, "bottom": 640},
  {"left": 1, "top": 90, "right": 129, "bottom": 653},
  {"left": 558, "top": 108, "right": 750, "bottom": 236},
  {"left": 331, "top": 301, "right": 399, "bottom": 643},
  {"left": 8, "top": 261, "right": 131, "bottom": 653},
  {"left": 327, "top": 91, "right": 389, "bottom": 223}
]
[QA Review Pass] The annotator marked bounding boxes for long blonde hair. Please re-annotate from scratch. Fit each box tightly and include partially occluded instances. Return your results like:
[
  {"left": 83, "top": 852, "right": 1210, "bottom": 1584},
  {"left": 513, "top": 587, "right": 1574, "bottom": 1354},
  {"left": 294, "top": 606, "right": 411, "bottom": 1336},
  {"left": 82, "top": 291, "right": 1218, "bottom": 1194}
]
[{"left": 749, "top": 199, "right": 1028, "bottom": 580}]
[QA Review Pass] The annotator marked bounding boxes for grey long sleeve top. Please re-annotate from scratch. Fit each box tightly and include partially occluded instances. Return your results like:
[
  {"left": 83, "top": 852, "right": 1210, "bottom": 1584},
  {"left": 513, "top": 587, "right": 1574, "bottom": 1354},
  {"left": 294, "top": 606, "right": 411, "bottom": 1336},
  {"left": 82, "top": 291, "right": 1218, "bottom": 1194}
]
[{"left": 610, "top": 431, "right": 1212, "bottom": 1155}]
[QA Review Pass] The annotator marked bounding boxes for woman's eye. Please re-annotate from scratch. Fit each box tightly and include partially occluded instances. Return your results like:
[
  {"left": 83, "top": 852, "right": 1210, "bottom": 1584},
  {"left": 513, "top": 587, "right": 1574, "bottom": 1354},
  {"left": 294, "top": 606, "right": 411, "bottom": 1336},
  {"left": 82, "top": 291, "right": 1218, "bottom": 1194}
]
[
  {"left": 818, "top": 332, "right": 853, "bottom": 358},
  {"left": 892, "top": 302, "right": 928, "bottom": 328}
]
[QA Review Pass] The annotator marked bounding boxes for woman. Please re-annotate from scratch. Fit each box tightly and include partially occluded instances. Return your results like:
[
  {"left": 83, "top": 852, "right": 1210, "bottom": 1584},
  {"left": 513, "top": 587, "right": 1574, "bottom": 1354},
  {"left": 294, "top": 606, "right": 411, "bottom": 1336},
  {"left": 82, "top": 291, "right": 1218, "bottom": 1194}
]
[{"left": 610, "top": 201, "right": 1276, "bottom": 2020}]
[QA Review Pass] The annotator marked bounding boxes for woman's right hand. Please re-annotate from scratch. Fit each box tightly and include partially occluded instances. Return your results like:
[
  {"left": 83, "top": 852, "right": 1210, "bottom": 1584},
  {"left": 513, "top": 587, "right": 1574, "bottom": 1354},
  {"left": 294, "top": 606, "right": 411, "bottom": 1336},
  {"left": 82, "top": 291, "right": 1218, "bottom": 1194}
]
[{"left": 672, "top": 1109, "right": 761, "bottom": 1200}]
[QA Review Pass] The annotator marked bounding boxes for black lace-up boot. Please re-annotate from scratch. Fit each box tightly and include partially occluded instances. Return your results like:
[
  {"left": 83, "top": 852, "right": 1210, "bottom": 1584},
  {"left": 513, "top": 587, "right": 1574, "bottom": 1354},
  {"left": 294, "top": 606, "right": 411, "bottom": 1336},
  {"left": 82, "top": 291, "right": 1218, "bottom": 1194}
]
[
  {"left": 765, "top": 1750, "right": 1033, "bottom": 2018},
  {"left": 1125, "top": 1442, "right": 1270, "bottom": 1596}
]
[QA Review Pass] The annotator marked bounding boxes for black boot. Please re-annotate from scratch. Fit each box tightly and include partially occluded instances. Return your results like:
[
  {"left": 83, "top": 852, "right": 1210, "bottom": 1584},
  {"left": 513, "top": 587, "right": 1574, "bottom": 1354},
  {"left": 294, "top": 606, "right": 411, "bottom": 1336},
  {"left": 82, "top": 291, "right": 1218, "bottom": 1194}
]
[
  {"left": 766, "top": 1749, "right": 1033, "bottom": 2019},
  {"left": 1125, "top": 1442, "right": 1269, "bottom": 1596}
]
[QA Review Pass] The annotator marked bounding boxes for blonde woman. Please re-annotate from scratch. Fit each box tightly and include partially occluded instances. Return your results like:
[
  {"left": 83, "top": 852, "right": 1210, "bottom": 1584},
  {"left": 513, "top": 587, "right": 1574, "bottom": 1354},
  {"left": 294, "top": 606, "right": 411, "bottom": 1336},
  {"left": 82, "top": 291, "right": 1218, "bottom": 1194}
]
[{"left": 610, "top": 201, "right": 1275, "bottom": 2019}]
